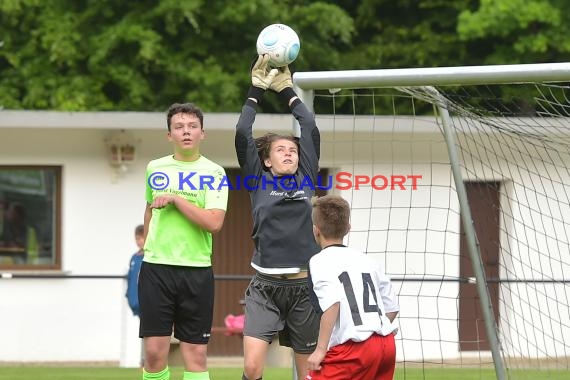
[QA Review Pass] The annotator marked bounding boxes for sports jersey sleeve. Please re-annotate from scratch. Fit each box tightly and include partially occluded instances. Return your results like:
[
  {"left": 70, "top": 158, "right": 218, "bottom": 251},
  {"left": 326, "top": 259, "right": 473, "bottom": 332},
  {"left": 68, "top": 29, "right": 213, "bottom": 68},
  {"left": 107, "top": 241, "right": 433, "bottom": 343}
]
[
  {"left": 235, "top": 100, "right": 263, "bottom": 178},
  {"left": 292, "top": 101, "right": 320, "bottom": 181},
  {"left": 205, "top": 166, "right": 229, "bottom": 211}
]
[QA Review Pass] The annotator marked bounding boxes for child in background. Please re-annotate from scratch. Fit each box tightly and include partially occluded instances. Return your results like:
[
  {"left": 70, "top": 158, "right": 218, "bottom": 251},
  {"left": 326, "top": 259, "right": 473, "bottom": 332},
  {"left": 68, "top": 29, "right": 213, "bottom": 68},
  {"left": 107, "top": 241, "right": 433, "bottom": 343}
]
[{"left": 126, "top": 224, "right": 145, "bottom": 317}]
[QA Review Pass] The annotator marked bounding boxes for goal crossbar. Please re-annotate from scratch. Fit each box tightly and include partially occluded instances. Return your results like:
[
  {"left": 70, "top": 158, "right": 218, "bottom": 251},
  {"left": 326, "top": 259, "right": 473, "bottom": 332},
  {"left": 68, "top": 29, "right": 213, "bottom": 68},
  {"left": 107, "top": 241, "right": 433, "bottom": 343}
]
[{"left": 293, "top": 62, "right": 570, "bottom": 89}]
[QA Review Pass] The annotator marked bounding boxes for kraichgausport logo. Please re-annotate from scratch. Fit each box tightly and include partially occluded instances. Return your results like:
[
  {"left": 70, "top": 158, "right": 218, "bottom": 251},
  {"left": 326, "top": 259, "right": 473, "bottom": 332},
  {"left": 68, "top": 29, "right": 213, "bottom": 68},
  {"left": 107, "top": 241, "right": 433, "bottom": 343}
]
[{"left": 147, "top": 172, "right": 422, "bottom": 191}]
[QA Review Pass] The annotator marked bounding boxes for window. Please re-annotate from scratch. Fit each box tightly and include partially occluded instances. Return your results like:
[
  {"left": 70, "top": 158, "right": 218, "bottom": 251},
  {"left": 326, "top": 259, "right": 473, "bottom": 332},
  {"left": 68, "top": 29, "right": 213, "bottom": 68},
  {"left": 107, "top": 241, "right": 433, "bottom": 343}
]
[{"left": 0, "top": 166, "right": 61, "bottom": 270}]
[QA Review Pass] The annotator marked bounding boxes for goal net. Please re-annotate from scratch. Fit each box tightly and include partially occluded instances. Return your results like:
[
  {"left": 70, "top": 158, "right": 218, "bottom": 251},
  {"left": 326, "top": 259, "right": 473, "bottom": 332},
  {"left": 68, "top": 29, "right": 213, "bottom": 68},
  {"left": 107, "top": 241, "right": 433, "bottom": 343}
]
[{"left": 294, "top": 63, "right": 570, "bottom": 380}]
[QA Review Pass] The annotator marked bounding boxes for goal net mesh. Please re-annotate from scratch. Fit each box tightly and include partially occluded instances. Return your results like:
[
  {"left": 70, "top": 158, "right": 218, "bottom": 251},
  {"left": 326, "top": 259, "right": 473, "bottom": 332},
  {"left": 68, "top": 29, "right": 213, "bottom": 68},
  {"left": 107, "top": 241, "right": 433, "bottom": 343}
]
[{"left": 312, "top": 82, "right": 570, "bottom": 379}]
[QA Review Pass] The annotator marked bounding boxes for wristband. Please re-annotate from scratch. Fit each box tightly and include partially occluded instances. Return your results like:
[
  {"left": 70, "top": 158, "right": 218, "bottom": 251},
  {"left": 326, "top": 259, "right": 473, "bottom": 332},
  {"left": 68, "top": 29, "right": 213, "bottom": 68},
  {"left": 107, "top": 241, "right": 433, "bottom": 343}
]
[
  {"left": 245, "top": 99, "right": 258, "bottom": 108},
  {"left": 247, "top": 86, "right": 265, "bottom": 104},
  {"left": 277, "top": 87, "right": 297, "bottom": 106},
  {"left": 289, "top": 98, "right": 302, "bottom": 109}
]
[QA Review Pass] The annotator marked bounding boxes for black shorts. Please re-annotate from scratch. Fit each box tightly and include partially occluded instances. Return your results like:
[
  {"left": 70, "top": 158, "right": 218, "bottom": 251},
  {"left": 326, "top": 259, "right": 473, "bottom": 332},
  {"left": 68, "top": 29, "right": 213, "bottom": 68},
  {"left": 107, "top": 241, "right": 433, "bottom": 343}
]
[
  {"left": 243, "top": 273, "right": 319, "bottom": 354},
  {"left": 138, "top": 262, "right": 214, "bottom": 344}
]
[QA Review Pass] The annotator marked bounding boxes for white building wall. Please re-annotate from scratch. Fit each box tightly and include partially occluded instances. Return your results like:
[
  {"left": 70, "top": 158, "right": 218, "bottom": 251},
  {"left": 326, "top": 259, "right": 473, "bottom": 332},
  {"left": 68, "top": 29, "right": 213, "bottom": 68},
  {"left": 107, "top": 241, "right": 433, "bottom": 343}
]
[{"left": 497, "top": 167, "right": 570, "bottom": 359}]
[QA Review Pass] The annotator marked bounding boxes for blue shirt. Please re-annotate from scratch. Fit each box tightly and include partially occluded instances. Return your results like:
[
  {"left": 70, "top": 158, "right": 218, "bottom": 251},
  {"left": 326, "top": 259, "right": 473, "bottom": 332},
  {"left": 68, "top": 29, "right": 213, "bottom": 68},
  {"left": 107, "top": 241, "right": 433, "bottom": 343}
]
[{"left": 126, "top": 252, "right": 143, "bottom": 316}]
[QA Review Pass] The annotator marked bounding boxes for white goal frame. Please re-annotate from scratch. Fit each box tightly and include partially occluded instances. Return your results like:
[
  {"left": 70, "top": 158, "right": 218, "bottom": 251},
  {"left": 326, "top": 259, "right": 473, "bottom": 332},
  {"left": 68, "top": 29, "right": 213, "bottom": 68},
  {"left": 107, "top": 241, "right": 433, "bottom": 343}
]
[{"left": 292, "top": 62, "right": 570, "bottom": 380}]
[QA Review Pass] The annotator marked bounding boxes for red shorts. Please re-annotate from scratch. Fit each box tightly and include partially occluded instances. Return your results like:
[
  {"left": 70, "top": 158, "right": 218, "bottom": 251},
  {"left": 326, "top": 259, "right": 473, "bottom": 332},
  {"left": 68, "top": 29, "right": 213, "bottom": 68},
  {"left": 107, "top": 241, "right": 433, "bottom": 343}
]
[{"left": 306, "top": 333, "right": 396, "bottom": 380}]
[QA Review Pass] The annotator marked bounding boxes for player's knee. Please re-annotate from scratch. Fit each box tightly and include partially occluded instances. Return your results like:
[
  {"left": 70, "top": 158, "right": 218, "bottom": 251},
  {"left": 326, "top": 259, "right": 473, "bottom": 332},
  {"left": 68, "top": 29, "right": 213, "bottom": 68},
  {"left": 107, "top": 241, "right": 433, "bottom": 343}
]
[{"left": 142, "top": 345, "right": 168, "bottom": 371}]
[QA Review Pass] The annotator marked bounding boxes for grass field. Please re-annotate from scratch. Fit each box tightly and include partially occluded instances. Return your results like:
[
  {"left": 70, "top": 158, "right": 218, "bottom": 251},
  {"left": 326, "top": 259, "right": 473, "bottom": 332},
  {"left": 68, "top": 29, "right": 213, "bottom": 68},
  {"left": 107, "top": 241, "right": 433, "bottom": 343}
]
[
  {"left": 0, "top": 366, "right": 569, "bottom": 379},
  {"left": 0, "top": 366, "right": 490, "bottom": 380}
]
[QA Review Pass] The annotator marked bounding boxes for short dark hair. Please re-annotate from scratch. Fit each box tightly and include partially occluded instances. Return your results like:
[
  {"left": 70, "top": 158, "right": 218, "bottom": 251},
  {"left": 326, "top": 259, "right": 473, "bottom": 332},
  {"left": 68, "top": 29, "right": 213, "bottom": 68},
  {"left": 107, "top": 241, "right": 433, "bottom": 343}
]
[
  {"left": 255, "top": 133, "right": 299, "bottom": 171},
  {"left": 312, "top": 195, "right": 350, "bottom": 239},
  {"left": 166, "top": 103, "right": 204, "bottom": 131},
  {"left": 134, "top": 224, "right": 144, "bottom": 236}
]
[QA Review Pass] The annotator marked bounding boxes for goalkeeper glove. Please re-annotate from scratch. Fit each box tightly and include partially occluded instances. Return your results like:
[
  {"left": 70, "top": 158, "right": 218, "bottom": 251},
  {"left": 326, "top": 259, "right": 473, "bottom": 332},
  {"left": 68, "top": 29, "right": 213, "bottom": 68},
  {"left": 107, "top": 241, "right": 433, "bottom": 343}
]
[
  {"left": 269, "top": 65, "right": 293, "bottom": 93},
  {"left": 251, "top": 54, "right": 278, "bottom": 90},
  {"left": 248, "top": 54, "right": 278, "bottom": 103},
  {"left": 270, "top": 65, "right": 297, "bottom": 106}
]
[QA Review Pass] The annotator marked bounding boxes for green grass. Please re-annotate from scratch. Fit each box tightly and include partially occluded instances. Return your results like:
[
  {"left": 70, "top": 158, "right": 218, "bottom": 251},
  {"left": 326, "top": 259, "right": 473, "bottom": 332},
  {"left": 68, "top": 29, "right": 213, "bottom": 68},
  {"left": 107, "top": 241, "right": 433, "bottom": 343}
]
[
  {"left": 0, "top": 366, "right": 568, "bottom": 380},
  {"left": 0, "top": 367, "right": 289, "bottom": 380},
  {"left": 396, "top": 368, "right": 570, "bottom": 380}
]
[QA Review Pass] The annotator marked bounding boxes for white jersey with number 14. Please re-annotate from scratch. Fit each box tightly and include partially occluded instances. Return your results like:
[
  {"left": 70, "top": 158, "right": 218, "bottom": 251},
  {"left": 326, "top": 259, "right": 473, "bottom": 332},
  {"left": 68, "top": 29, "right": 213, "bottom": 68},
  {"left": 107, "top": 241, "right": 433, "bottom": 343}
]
[{"left": 309, "top": 245, "right": 399, "bottom": 350}]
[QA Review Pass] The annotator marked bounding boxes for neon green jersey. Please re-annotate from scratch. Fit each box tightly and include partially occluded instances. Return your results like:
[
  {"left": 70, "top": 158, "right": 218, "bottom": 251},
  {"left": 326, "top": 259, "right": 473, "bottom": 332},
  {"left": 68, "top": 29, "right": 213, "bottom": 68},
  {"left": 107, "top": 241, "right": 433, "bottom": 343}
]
[{"left": 144, "top": 155, "right": 228, "bottom": 267}]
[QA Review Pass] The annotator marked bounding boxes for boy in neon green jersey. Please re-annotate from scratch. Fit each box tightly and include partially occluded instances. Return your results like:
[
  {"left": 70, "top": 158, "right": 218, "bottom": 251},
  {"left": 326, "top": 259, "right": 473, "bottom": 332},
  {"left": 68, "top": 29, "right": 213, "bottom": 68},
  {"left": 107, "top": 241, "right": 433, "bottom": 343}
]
[{"left": 140, "top": 103, "right": 229, "bottom": 380}]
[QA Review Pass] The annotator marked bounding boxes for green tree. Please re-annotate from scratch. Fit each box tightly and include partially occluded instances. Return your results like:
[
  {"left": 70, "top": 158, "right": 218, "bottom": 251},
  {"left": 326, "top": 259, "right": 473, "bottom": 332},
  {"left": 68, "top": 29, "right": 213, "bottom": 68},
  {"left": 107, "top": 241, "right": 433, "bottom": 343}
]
[
  {"left": 457, "top": 0, "right": 570, "bottom": 64},
  {"left": 0, "top": 0, "right": 354, "bottom": 112},
  {"left": 312, "top": 0, "right": 479, "bottom": 114},
  {"left": 2, "top": 0, "right": 569, "bottom": 114},
  {"left": 314, "top": 0, "right": 570, "bottom": 115}
]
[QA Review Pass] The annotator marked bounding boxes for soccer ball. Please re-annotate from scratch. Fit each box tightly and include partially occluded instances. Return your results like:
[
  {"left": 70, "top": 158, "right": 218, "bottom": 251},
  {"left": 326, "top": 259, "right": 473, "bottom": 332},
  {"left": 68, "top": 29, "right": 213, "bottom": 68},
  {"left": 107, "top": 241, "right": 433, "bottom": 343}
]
[{"left": 256, "top": 24, "right": 300, "bottom": 67}]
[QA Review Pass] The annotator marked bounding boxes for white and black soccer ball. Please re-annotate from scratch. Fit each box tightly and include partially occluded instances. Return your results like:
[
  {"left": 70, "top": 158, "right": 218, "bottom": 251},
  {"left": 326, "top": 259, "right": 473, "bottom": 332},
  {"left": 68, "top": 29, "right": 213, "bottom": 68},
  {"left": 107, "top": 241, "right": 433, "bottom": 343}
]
[{"left": 256, "top": 24, "right": 300, "bottom": 67}]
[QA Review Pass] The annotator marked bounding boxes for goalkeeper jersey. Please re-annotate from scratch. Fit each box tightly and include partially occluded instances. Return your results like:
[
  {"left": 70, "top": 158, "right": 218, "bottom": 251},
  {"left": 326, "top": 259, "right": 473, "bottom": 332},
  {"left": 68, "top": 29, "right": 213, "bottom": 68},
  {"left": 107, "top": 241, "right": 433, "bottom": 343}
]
[
  {"left": 309, "top": 245, "right": 400, "bottom": 350},
  {"left": 144, "top": 154, "right": 228, "bottom": 267},
  {"left": 235, "top": 99, "right": 321, "bottom": 271}
]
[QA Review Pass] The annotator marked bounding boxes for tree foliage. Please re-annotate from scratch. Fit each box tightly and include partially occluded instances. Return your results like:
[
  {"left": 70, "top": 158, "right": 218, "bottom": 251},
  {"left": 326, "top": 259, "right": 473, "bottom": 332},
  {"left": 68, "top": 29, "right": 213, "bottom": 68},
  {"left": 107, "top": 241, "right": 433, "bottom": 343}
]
[
  {"left": 457, "top": 0, "right": 570, "bottom": 64},
  {"left": 1, "top": 0, "right": 569, "bottom": 113},
  {"left": 0, "top": 0, "right": 354, "bottom": 112}
]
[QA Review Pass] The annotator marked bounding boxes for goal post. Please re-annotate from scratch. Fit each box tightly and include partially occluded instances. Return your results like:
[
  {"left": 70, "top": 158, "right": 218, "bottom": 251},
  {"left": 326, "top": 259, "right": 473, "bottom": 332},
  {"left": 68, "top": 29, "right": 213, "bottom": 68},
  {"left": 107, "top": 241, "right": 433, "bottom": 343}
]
[
  {"left": 292, "top": 63, "right": 570, "bottom": 380},
  {"left": 436, "top": 94, "right": 506, "bottom": 380}
]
